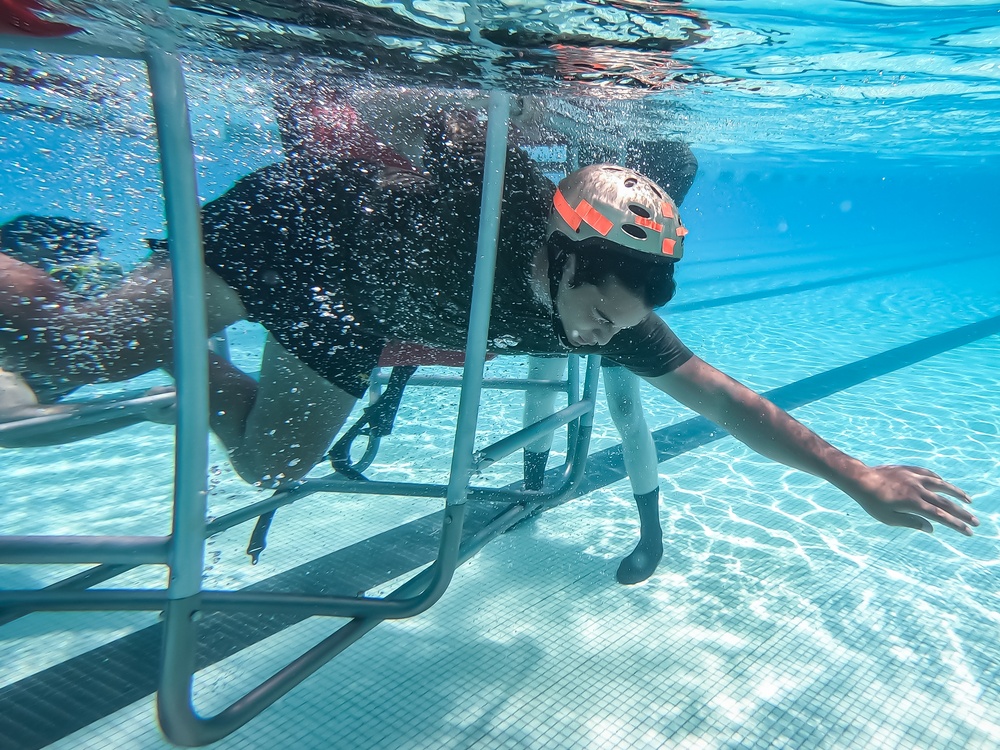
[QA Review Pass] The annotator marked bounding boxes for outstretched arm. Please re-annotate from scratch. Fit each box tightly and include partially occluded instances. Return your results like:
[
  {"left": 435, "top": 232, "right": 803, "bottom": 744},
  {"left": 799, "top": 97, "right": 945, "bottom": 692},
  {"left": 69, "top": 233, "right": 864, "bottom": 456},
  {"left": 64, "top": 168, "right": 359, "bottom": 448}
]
[{"left": 645, "top": 355, "right": 979, "bottom": 535}]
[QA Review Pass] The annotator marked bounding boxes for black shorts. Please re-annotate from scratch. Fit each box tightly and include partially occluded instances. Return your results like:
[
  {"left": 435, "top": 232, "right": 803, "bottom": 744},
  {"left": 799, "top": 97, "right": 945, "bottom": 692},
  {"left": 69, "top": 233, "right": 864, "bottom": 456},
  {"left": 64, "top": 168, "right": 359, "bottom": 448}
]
[
  {"left": 207, "top": 262, "right": 385, "bottom": 400},
  {"left": 257, "top": 300, "right": 384, "bottom": 400},
  {"left": 200, "top": 163, "right": 386, "bottom": 400}
]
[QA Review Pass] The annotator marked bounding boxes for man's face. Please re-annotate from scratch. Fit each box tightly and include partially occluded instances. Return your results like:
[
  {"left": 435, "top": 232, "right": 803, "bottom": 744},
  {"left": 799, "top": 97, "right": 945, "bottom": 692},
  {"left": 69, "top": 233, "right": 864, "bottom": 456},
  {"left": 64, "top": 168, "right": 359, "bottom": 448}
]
[{"left": 554, "top": 254, "right": 652, "bottom": 348}]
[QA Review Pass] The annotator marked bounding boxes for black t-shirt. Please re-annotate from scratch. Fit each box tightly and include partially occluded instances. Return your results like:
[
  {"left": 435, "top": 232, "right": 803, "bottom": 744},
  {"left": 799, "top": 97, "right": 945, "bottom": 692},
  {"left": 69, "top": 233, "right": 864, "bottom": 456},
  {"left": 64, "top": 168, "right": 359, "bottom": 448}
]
[{"left": 201, "top": 129, "right": 691, "bottom": 393}]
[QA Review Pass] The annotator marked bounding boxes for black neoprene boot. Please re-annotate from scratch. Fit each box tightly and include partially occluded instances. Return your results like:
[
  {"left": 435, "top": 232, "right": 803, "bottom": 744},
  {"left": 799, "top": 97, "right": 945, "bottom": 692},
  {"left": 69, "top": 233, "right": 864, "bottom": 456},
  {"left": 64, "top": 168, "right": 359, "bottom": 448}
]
[
  {"left": 523, "top": 449, "right": 549, "bottom": 491},
  {"left": 616, "top": 487, "right": 664, "bottom": 585}
]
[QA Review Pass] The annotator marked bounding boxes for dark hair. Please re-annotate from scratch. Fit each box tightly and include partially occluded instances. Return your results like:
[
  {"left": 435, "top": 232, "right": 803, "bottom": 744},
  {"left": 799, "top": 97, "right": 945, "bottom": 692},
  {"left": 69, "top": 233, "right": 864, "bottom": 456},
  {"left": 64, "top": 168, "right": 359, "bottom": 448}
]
[
  {"left": 548, "top": 232, "right": 677, "bottom": 309},
  {"left": 0, "top": 214, "right": 106, "bottom": 266}
]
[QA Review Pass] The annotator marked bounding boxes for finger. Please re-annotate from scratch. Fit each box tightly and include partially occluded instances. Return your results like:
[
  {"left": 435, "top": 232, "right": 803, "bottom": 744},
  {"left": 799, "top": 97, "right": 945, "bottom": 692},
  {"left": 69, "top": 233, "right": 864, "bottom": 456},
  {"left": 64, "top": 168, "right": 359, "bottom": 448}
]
[
  {"left": 923, "top": 477, "right": 973, "bottom": 504},
  {"left": 901, "top": 465, "right": 939, "bottom": 478},
  {"left": 914, "top": 494, "right": 974, "bottom": 536},
  {"left": 921, "top": 490, "right": 979, "bottom": 528}
]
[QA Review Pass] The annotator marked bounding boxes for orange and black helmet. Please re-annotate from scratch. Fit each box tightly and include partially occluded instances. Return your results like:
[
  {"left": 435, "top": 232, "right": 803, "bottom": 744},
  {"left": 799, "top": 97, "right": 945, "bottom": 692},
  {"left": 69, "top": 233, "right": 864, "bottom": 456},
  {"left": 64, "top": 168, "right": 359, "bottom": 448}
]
[{"left": 546, "top": 164, "right": 688, "bottom": 262}]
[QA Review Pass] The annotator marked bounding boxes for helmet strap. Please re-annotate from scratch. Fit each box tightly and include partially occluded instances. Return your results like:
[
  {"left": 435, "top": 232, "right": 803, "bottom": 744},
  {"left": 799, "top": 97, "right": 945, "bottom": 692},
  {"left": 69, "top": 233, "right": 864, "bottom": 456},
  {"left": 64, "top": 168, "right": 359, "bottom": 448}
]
[
  {"left": 546, "top": 237, "right": 573, "bottom": 348},
  {"left": 547, "top": 238, "right": 567, "bottom": 304}
]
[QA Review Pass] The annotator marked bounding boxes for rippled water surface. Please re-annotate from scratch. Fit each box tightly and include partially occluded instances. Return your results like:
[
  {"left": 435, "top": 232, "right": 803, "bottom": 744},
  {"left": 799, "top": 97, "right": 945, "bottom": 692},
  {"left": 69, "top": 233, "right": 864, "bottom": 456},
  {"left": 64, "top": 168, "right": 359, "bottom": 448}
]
[{"left": 2, "top": 1, "right": 999, "bottom": 159}]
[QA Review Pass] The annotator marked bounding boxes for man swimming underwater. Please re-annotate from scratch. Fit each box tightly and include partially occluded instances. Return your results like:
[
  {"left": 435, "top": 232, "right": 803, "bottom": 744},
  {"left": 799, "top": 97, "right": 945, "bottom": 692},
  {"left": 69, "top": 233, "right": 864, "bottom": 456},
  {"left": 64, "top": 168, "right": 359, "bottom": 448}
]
[{"left": 0, "top": 107, "right": 979, "bottom": 538}]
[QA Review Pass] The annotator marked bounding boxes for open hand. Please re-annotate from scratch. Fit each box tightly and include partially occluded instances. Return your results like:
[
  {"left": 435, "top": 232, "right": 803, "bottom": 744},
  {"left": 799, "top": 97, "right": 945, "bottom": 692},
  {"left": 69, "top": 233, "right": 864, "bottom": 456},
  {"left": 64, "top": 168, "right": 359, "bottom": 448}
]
[{"left": 848, "top": 464, "right": 978, "bottom": 536}]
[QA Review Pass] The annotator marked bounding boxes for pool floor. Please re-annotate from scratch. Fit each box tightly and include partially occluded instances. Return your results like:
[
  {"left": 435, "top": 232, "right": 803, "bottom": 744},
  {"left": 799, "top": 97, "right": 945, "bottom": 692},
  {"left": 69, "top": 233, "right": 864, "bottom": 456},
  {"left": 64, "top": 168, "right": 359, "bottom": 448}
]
[{"left": 1, "top": 246, "right": 998, "bottom": 749}]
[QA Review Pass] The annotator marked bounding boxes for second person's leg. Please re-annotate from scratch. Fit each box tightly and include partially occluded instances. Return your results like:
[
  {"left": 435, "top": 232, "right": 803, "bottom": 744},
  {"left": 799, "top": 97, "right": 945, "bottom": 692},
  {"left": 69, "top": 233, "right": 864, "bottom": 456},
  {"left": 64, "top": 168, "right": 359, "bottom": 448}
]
[
  {"left": 604, "top": 363, "right": 663, "bottom": 584},
  {"left": 522, "top": 355, "right": 567, "bottom": 490},
  {"left": 217, "top": 334, "right": 361, "bottom": 486}
]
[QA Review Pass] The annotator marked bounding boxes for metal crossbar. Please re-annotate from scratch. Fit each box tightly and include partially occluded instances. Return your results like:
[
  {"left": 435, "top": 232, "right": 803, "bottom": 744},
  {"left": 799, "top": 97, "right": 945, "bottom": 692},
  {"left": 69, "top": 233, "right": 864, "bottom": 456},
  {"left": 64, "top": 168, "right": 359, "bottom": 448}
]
[{"left": 0, "top": 24, "right": 602, "bottom": 748}]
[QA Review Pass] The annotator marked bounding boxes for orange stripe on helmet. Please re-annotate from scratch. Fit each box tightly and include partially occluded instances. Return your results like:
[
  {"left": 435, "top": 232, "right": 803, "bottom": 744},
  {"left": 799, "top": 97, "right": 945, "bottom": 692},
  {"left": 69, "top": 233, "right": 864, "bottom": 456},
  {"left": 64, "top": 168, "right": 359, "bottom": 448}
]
[
  {"left": 634, "top": 215, "right": 663, "bottom": 233},
  {"left": 661, "top": 202, "right": 675, "bottom": 219},
  {"left": 576, "top": 199, "right": 613, "bottom": 236},
  {"left": 676, "top": 225, "right": 689, "bottom": 237},
  {"left": 662, "top": 238, "right": 676, "bottom": 256},
  {"left": 553, "top": 189, "right": 582, "bottom": 231}
]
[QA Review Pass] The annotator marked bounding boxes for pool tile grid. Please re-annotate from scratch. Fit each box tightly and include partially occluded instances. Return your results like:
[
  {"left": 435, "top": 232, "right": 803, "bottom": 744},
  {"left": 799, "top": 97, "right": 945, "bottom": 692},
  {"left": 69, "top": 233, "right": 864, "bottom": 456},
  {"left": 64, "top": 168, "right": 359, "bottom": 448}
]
[
  {"left": 3, "top": 251, "right": 996, "bottom": 748},
  {"left": 45, "top": 474, "right": 1000, "bottom": 750}
]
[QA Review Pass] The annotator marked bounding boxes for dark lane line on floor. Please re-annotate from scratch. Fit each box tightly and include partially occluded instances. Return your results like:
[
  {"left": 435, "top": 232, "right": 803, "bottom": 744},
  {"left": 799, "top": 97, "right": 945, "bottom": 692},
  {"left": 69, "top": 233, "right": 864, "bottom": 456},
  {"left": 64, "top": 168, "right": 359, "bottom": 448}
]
[
  {"left": 682, "top": 244, "right": 934, "bottom": 287},
  {"left": 671, "top": 249, "right": 994, "bottom": 314},
  {"left": 3, "top": 314, "right": 999, "bottom": 750},
  {"left": 691, "top": 246, "right": 828, "bottom": 265}
]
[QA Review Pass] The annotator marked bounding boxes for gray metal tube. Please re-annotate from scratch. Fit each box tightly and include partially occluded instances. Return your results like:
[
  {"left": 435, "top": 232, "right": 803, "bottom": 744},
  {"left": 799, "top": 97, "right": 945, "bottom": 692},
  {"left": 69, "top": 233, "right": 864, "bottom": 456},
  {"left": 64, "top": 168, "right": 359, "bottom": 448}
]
[
  {"left": 157, "top": 493, "right": 467, "bottom": 746},
  {"left": 0, "top": 354, "right": 599, "bottom": 618},
  {"left": 473, "top": 399, "right": 592, "bottom": 471},
  {"left": 156, "top": 91, "right": 513, "bottom": 745},
  {"left": 159, "top": 508, "right": 464, "bottom": 749},
  {"left": 159, "top": 438, "right": 596, "bottom": 748},
  {"left": 346, "top": 89, "right": 517, "bottom": 621},
  {"left": 159, "top": 486, "right": 526, "bottom": 747},
  {"left": 0, "top": 391, "right": 175, "bottom": 442},
  {"left": 158, "top": 595, "right": 376, "bottom": 746},
  {"left": 201, "top": 368, "right": 600, "bottom": 619},
  {"left": 540, "top": 356, "right": 602, "bottom": 502},
  {"left": 373, "top": 374, "right": 570, "bottom": 391},
  {"left": 363, "top": 90, "right": 513, "bottom": 615},
  {"left": 144, "top": 39, "right": 210, "bottom": 601},
  {"left": 0, "top": 536, "right": 168, "bottom": 565},
  {"left": 0, "top": 31, "right": 142, "bottom": 59},
  {"left": 567, "top": 354, "right": 581, "bottom": 399},
  {"left": 444, "top": 89, "right": 511, "bottom": 509},
  {"left": 0, "top": 589, "right": 168, "bottom": 611},
  {"left": 0, "top": 357, "right": 599, "bottom": 617}
]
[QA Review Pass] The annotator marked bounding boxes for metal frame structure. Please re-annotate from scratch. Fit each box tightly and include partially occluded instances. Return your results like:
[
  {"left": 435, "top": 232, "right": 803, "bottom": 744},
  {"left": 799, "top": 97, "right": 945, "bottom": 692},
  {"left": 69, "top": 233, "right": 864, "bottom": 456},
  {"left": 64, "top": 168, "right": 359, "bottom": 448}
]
[{"left": 0, "top": 25, "right": 601, "bottom": 748}]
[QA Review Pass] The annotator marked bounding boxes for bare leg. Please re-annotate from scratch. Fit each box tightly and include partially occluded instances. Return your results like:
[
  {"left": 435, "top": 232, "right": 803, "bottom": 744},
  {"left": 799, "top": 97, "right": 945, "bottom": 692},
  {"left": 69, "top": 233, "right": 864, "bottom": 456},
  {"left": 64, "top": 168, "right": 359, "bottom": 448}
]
[
  {"left": 523, "top": 355, "right": 566, "bottom": 490},
  {"left": 604, "top": 365, "right": 663, "bottom": 585},
  {"left": 0, "top": 376, "right": 159, "bottom": 448},
  {"left": 0, "top": 252, "right": 242, "bottom": 384},
  {"left": 1, "top": 251, "right": 360, "bottom": 482},
  {"left": 0, "top": 368, "right": 38, "bottom": 413},
  {"left": 221, "top": 334, "right": 359, "bottom": 485}
]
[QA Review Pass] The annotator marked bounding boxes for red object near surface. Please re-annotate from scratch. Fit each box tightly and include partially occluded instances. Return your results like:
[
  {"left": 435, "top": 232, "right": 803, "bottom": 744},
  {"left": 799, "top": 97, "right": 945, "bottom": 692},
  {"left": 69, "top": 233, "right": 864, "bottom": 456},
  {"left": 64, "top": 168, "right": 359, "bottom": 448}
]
[
  {"left": 278, "top": 90, "right": 418, "bottom": 173},
  {"left": 304, "top": 100, "right": 417, "bottom": 172},
  {"left": 0, "top": 0, "right": 81, "bottom": 36},
  {"left": 281, "top": 93, "right": 484, "bottom": 371}
]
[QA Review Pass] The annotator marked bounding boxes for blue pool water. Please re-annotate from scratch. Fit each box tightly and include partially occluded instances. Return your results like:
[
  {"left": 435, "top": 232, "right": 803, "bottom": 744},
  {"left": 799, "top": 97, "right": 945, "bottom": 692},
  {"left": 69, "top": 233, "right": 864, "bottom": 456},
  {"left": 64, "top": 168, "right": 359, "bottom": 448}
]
[{"left": 1, "top": 1, "right": 999, "bottom": 748}]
